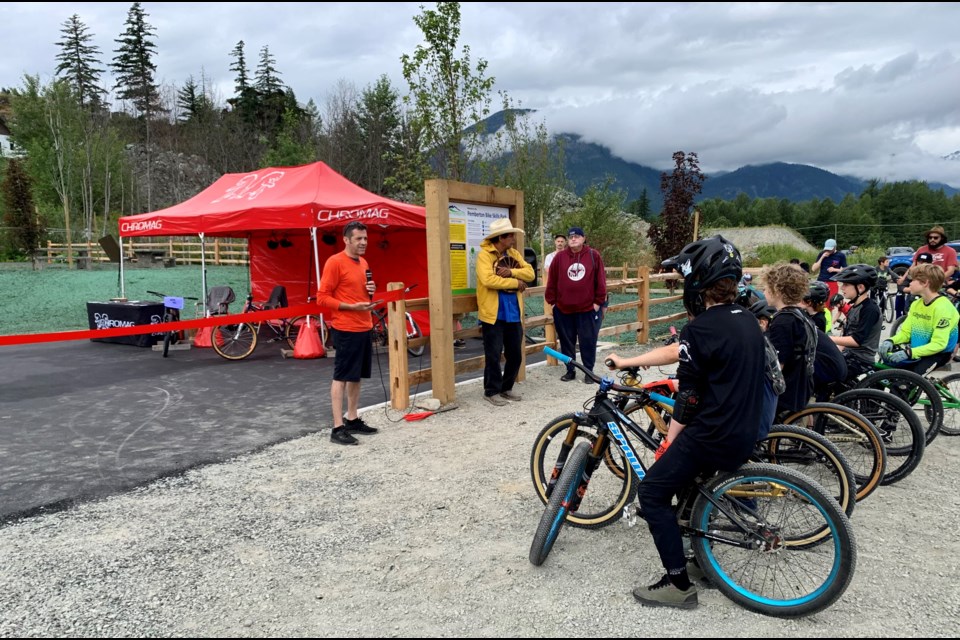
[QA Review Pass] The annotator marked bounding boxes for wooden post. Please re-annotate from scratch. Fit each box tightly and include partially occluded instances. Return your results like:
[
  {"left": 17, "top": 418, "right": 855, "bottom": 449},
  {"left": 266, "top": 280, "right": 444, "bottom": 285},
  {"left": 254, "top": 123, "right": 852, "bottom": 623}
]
[
  {"left": 638, "top": 265, "right": 651, "bottom": 344},
  {"left": 621, "top": 263, "right": 628, "bottom": 294},
  {"left": 386, "top": 282, "right": 410, "bottom": 410},
  {"left": 692, "top": 208, "right": 700, "bottom": 241},
  {"left": 214, "top": 238, "right": 221, "bottom": 265},
  {"left": 424, "top": 179, "right": 456, "bottom": 404}
]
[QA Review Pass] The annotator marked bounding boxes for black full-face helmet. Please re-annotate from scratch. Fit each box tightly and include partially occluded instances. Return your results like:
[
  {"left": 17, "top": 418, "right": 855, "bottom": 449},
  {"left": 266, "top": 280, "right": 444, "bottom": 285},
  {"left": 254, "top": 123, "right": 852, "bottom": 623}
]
[
  {"left": 831, "top": 264, "right": 879, "bottom": 290},
  {"left": 804, "top": 281, "right": 830, "bottom": 305},
  {"left": 749, "top": 299, "right": 777, "bottom": 322},
  {"left": 663, "top": 235, "right": 743, "bottom": 317}
]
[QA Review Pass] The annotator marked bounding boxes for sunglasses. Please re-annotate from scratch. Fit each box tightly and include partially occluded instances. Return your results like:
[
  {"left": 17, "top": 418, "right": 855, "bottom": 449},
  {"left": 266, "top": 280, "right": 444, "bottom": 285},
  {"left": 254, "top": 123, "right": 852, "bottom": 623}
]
[{"left": 929, "top": 235, "right": 942, "bottom": 240}]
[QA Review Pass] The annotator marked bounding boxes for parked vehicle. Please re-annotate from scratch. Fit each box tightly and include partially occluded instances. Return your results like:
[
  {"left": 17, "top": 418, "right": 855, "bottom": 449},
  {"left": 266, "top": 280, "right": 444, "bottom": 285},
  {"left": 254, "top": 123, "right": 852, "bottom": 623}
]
[{"left": 888, "top": 242, "right": 960, "bottom": 278}]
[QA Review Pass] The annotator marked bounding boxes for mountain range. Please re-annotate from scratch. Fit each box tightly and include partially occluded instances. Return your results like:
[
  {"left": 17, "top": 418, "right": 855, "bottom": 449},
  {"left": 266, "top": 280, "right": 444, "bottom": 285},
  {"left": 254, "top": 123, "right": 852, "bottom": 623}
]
[{"left": 479, "top": 110, "right": 959, "bottom": 210}]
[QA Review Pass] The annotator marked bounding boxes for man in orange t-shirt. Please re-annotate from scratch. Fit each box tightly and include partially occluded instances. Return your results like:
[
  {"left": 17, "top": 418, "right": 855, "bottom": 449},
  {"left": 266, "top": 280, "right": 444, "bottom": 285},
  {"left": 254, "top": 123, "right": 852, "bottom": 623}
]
[{"left": 317, "top": 221, "right": 379, "bottom": 445}]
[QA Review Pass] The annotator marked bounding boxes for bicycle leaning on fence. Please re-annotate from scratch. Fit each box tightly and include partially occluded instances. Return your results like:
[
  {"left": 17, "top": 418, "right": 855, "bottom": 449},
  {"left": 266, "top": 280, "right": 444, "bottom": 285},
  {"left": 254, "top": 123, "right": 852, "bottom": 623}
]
[
  {"left": 211, "top": 286, "right": 325, "bottom": 361},
  {"left": 528, "top": 347, "right": 857, "bottom": 618}
]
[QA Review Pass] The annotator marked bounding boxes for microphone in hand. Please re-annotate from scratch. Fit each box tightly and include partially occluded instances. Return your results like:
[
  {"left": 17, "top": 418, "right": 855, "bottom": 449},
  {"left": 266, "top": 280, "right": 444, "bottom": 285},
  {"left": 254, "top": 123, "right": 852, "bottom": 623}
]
[{"left": 365, "top": 269, "right": 374, "bottom": 301}]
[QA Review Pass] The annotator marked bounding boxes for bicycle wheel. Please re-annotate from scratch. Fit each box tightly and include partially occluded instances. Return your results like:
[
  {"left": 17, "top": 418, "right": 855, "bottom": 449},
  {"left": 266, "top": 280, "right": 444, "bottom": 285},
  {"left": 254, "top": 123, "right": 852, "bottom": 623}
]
[
  {"left": 855, "top": 368, "right": 942, "bottom": 446},
  {"left": 284, "top": 315, "right": 323, "bottom": 350},
  {"left": 690, "top": 463, "right": 856, "bottom": 617},
  {"left": 211, "top": 322, "right": 257, "bottom": 360},
  {"left": 883, "top": 293, "right": 895, "bottom": 323},
  {"left": 782, "top": 402, "right": 886, "bottom": 502},
  {"left": 530, "top": 442, "right": 590, "bottom": 566},
  {"left": 833, "top": 388, "right": 925, "bottom": 486},
  {"left": 371, "top": 313, "right": 389, "bottom": 350},
  {"left": 889, "top": 313, "right": 906, "bottom": 337},
  {"left": 935, "top": 373, "right": 960, "bottom": 436},
  {"left": 161, "top": 311, "right": 176, "bottom": 358},
  {"left": 530, "top": 414, "right": 637, "bottom": 529},
  {"left": 406, "top": 315, "right": 425, "bottom": 357},
  {"left": 755, "top": 424, "right": 855, "bottom": 519}
]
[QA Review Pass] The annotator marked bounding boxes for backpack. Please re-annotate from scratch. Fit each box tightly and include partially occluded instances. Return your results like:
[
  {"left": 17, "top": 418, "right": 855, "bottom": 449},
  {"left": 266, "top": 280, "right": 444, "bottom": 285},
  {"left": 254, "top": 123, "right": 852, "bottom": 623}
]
[{"left": 774, "top": 307, "right": 818, "bottom": 379}]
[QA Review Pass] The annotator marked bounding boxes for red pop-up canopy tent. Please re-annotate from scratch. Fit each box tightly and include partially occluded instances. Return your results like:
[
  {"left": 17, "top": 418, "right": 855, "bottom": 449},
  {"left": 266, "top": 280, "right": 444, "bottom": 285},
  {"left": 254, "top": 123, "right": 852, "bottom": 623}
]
[{"left": 117, "top": 162, "right": 429, "bottom": 327}]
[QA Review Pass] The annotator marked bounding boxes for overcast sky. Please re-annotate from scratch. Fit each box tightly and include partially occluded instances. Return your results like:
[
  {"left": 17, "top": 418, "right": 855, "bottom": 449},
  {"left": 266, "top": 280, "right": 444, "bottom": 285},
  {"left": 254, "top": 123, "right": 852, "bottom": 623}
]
[{"left": 3, "top": 2, "right": 960, "bottom": 185}]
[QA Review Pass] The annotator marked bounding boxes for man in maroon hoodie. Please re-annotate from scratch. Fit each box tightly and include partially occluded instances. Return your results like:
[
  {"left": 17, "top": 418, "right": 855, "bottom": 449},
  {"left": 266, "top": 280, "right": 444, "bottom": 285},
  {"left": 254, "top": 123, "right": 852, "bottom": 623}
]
[{"left": 545, "top": 227, "right": 607, "bottom": 382}]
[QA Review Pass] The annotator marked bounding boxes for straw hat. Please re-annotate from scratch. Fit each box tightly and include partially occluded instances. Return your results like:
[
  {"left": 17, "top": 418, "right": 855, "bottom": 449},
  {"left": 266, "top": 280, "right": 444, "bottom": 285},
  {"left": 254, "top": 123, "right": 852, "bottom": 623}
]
[{"left": 483, "top": 218, "right": 525, "bottom": 241}]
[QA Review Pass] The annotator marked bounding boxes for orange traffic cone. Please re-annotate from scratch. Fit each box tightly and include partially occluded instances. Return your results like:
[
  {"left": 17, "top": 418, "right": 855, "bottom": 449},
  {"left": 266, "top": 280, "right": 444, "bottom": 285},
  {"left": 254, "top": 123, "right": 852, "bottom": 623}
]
[
  {"left": 293, "top": 319, "right": 325, "bottom": 359},
  {"left": 193, "top": 326, "right": 213, "bottom": 348}
]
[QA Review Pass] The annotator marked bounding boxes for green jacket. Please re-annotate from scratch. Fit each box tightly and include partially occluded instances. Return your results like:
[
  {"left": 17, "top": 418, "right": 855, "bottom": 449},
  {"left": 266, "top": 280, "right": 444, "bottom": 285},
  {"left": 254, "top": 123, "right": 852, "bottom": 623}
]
[{"left": 476, "top": 239, "right": 535, "bottom": 324}]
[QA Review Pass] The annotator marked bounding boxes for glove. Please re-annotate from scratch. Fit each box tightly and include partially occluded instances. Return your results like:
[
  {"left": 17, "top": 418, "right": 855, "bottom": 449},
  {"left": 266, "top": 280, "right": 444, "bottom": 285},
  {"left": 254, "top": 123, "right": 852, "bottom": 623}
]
[
  {"left": 884, "top": 345, "right": 912, "bottom": 365},
  {"left": 654, "top": 438, "right": 672, "bottom": 461},
  {"left": 878, "top": 339, "right": 894, "bottom": 359}
]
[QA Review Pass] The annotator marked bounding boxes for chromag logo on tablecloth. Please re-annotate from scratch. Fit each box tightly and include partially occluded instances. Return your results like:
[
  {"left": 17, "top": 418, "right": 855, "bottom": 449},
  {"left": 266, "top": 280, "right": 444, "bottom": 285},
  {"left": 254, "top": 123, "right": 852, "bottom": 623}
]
[{"left": 92, "top": 313, "right": 164, "bottom": 335}]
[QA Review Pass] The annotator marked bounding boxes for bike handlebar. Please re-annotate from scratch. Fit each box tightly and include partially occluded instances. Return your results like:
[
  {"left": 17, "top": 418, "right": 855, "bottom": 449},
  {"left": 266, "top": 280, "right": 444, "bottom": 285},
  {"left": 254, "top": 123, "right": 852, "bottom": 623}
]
[{"left": 545, "top": 347, "right": 674, "bottom": 406}]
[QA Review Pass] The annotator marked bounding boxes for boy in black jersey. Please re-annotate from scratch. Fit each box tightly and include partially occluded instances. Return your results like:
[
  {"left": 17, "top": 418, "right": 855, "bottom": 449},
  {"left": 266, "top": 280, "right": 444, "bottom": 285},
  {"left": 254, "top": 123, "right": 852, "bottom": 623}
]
[
  {"left": 611, "top": 236, "right": 766, "bottom": 610},
  {"left": 830, "top": 264, "right": 883, "bottom": 381},
  {"left": 764, "top": 263, "right": 815, "bottom": 416}
]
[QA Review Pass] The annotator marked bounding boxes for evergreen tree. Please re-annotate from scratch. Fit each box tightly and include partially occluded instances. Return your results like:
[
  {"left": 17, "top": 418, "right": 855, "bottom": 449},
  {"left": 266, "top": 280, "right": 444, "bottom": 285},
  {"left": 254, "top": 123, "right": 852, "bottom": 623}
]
[
  {"left": 111, "top": 2, "right": 160, "bottom": 115},
  {"left": 1, "top": 158, "right": 44, "bottom": 258},
  {"left": 626, "top": 188, "right": 652, "bottom": 219},
  {"left": 229, "top": 40, "right": 249, "bottom": 95},
  {"left": 357, "top": 75, "right": 401, "bottom": 193},
  {"left": 648, "top": 151, "right": 706, "bottom": 263},
  {"left": 254, "top": 45, "right": 283, "bottom": 94},
  {"left": 54, "top": 14, "right": 106, "bottom": 109},
  {"left": 176, "top": 74, "right": 214, "bottom": 123},
  {"left": 263, "top": 107, "right": 315, "bottom": 168}
]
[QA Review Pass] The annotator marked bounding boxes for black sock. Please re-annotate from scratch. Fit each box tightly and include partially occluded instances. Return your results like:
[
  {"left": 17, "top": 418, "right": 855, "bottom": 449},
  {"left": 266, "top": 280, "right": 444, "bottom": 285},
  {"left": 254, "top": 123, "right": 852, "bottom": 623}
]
[{"left": 667, "top": 568, "right": 691, "bottom": 591}]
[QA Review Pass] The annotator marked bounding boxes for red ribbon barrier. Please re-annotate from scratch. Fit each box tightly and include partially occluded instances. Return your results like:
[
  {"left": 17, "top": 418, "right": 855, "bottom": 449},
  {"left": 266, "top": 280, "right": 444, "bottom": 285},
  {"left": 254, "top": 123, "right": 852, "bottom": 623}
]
[{"left": 0, "top": 304, "right": 323, "bottom": 347}]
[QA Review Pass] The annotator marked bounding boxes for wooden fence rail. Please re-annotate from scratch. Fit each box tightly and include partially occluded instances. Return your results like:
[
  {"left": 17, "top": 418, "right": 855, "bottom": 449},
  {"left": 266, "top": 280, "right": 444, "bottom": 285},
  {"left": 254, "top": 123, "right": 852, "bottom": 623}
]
[
  {"left": 42, "top": 239, "right": 249, "bottom": 266},
  {"left": 386, "top": 265, "right": 707, "bottom": 409}
]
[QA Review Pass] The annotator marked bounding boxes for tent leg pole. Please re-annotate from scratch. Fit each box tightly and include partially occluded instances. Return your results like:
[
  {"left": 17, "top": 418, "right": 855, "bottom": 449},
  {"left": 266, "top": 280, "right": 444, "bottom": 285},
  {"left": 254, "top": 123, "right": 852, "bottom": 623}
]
[
  {"left": 200, "top": 233, "right": 207, "bottom": 308},
  {"left": 119, "top": 236, "right": 126, "bottom": 299}
]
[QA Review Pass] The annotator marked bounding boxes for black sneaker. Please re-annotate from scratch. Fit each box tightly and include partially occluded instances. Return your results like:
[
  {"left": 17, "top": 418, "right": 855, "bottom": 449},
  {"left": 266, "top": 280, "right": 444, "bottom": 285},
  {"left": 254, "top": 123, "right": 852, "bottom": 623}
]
[
  {"left": 344, "top": 416, "right": 379, "bottom": 435},
  {"left": 560, "top": 371, "right": 576, "bottom": 382},
  {"left": 331, "top": 426, "right": 359, "bottom": 445},
  {"left": 632, "top": 574, "right": 698, "bottom": 609}
]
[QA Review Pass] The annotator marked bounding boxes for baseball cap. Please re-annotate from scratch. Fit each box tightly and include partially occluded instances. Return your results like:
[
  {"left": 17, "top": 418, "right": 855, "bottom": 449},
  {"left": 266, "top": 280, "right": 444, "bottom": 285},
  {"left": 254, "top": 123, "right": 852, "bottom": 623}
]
[
  {"left": 567, "top": 227, "right": 585, "bottom": 237},
  {"left": 824, "top": 239, "right": 837, "bottom": 250},
  {"left": 917, "top": 252, "right": 934, "bottom": 264}
]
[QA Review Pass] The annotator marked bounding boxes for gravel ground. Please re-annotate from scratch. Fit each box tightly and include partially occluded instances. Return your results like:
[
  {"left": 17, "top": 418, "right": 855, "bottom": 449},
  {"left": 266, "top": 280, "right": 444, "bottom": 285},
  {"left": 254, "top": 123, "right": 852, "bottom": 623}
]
[{"left": 1, "top": 344, "right": 959, "bottom": 637}]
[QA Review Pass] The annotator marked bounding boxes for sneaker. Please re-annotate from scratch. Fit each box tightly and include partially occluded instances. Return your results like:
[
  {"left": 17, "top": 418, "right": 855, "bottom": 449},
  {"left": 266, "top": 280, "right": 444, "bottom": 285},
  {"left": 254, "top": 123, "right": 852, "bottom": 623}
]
[
  {"left": 632, "top": 575, "right": 698, "bottom": 609},
  {"left": 454, "top": 338, "right": 467, "bottom": 349},
  {"left": 344, "top": 416, "right": 378, "bottom": 435},
  {"left": 484, "top": 394, "right": 508, "bottom": 407},
  {"left": 499, "top": 390, "right": 522, "bottom": 401},
  {"left": 560, "top": 371, "right": 576, "bottom": 382},
  {"left": 584, "top": 376, "right": 594, "bottom": 384},
  {"left": 879, "top": 426, "right": 896, "bottom": 444},
  {"left": 330, "top": 427, "right": 359, "bottom": 445}
]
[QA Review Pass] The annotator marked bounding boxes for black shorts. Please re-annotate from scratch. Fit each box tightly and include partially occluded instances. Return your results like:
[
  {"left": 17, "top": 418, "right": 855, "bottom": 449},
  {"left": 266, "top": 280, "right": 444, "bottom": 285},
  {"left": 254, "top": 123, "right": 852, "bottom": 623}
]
[{"left": 331, "top": 328, "right": 372, "bottom": 382}]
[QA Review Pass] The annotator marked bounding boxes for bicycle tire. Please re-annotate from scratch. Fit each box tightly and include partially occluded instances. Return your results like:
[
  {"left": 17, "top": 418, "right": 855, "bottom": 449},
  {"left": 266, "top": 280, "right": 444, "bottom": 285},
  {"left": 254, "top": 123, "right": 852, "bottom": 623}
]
[
  {"left": 211, "top": 322, "right": 258, "bottom": 360},
  {"left": 529, "top": 442, "right": 590, "bottom": 566},
  {"left": 161, "top": 311, "right": 176, "bottom": 358},
  {"left": 782, "top": 402, "right": 886, "bottom": 502},
  {"left": 284, "top": 315, "right": 323, "bottom": 350},
  {"left": 833, "top": 388, "right": 925, "bottom": 486},
  {"left": 371, "top": 313, "right": 389, "bottom": 350},
  {"left": 884, "top": 293, "right": 895, "bottom": 323},
  {"left": 758, "top": 424, "right": 856, "bottom": 519},
  {"left": 935, "top": 373, "right": 960, "bottom": 436},
  {"left": 529, "top": 414, "right": 637, "bottom": 529},
  {"left": 889, "top": 313, "right": 906, "bottom": 337},
  {"left": 406, "top": 316, "right": 425, "bottom": 357},
  {"left": 856, "top": 368, "right": 942, "bottom": 446},
  {"left": 690, "top": 463, "right": 856, "bottom": 617}
]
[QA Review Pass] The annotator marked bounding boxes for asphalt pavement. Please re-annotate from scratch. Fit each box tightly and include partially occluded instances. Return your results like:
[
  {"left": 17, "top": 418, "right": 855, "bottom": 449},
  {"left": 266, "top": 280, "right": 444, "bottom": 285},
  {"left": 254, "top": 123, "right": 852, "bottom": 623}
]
[{"left": 0, "top": 335, "right": 527, "bottom": 523}]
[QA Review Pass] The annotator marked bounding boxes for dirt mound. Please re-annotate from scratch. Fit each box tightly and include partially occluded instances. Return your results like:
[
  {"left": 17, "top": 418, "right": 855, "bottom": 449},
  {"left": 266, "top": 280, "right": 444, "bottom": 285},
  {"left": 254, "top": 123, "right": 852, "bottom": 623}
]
[{"left": 706, "top": 226, "right": 818, "bottom": 253}]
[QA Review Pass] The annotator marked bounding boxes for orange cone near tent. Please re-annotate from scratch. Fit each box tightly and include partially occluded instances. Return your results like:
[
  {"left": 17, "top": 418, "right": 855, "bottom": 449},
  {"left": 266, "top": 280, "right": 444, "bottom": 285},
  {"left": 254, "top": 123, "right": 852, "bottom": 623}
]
[
  {"left": 293, "top": 318, "right": 325, "bottom": 359},
  {"left": 193, "top": 326, "right": 213, "bottom": 348}
]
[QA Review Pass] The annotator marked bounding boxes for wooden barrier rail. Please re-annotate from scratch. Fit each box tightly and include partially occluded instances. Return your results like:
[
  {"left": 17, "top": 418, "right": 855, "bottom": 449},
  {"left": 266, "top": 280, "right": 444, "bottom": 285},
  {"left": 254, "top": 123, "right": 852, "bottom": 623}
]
[
  {"left": 42, "top": 238, "right": 249, "bottom": 266},
  {"left": 386, "top": 265, "right": 702, "bottom": 409}
]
